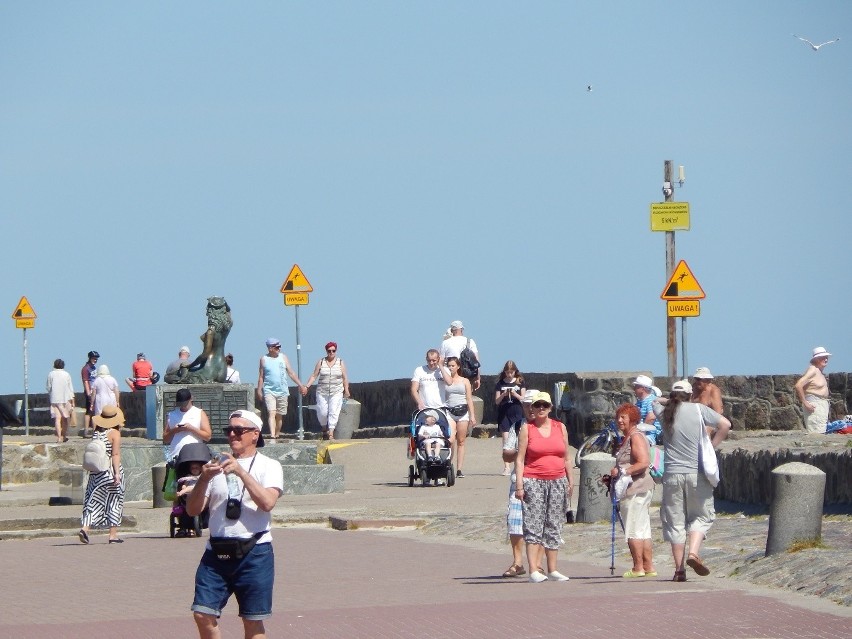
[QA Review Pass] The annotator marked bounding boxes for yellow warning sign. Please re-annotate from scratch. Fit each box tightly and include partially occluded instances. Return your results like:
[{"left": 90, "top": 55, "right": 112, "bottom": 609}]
[
  {"left": 284, "top": 293, "right": 309, "bottom": 306},
  {"left": 280, "top": 264, "right": 313, "bottom": 293},
  {"left": 660, "top": 260, "right": 705, "bottom": 300},
  {"left": 667, "top": 300, "right": 700, "bottom": 317},
  {"left": 15, "top": 318, "right": 35, "bottom": 329},
  {"left": 11, "top": 296, "right": 37, "bottom": 319}
]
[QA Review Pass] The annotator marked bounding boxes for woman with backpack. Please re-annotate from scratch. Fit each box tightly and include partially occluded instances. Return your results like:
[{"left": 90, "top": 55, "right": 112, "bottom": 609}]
[
  {"left": 305, "top": 341, "right": 351, "bottom": 441},
  {"left": 79, "top": 405, "right": 126, "bottom": 545}
]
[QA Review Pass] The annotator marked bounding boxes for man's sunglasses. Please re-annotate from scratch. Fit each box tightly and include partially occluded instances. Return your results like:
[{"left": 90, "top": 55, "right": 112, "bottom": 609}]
[
  {"left": 532, "top": 402, "right": 551, "bottom": 409},
  {"left": 224, "top": 426, "right": 255, "bottom": 436}
]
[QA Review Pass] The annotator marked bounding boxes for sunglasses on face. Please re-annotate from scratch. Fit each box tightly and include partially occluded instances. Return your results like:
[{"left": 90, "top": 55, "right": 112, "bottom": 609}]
[
  {"left": 224, "top": 426, "right": 255, "bottom": 437},
  {"left": 327, "top": 349, "right": 336, "bottom": 353},
  {"left": 532, "top": 402, "right": 551, "bottom": 409}
]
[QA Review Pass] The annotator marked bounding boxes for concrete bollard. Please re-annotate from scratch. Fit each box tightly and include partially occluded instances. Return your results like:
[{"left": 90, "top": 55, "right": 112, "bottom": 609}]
[
  {"left": 576, "top": 452, "right": 616, "bottom": 523},
  {"left": 152, "top": 463, "right": 170, "bottom": 508},
  {"left": 334, "top": 399, "right": 361, "bottom": 440},
  {"left": 765, "top": 461, "right": 826, "bottom": 556}
]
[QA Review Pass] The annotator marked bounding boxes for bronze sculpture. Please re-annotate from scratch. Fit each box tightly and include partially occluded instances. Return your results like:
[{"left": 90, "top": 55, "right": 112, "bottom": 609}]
[{"left": 164, "top": 296, "right": 233, "bottom": 384}]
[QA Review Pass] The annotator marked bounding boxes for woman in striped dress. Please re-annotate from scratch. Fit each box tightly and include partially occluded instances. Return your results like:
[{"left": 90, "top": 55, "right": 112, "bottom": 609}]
[
  {"left": 306, "top": 341, "right": 351, "bottom": 441},
  {"left": 79, "top": 405, "right": 126, "bottom": 544}
]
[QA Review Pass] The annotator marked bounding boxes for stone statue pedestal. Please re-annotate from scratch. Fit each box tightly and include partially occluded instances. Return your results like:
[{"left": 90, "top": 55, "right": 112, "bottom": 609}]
[{"left": 146, "top": 383, "right": 255, "bottom": 440}]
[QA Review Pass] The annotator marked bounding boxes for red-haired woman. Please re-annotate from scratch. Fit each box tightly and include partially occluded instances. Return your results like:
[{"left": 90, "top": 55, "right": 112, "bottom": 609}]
[
  {"left": 608, "top": 403, "right": 656, "bottom": 578},
  {"left": 306, "top": 342, "right": 351, "bottom": 440}
]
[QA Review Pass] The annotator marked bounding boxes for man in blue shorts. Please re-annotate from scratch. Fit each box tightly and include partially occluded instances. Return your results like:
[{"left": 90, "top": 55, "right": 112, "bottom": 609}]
[{"left": 186, "top": 409, "right": 284, "bottom": 639}]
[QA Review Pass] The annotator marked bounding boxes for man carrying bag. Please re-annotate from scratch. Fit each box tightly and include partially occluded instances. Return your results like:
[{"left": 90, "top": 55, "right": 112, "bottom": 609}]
[{"left": 186, "top": 410, "right": 284, "bottom": 639}]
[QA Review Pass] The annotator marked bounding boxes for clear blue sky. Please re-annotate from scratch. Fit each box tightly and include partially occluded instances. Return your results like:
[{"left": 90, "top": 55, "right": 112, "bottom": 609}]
[{"left": 2, "top": 2, "right": 849, "bottom": 396}]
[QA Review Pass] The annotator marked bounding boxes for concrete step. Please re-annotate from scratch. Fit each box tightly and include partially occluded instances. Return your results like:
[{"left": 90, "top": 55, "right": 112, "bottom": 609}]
[{"left": 0, "top": 515, "right": 139, "bottom": 541}]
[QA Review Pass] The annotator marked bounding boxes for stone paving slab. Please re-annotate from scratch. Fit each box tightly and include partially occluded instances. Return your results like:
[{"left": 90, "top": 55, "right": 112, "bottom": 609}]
[{"left": 0, "top": 528, "right": 849, "bottom": 639}]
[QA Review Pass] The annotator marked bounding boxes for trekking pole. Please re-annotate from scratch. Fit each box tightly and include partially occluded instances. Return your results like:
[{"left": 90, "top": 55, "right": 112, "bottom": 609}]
[{"left": 609, "top": 478, "right": 617, "bottom": 575}]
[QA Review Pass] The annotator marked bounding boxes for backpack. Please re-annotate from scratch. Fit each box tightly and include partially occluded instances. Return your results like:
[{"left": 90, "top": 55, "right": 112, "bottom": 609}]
[
  {"left": 458, "top": 338, "right": 480, "bottom": 380},
  {"left": 82, "top": 436, "right": 110, "bottom": 473}
]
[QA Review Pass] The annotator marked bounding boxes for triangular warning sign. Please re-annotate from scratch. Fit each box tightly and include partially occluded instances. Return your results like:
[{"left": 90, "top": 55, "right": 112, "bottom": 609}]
[
  {"left": 11, "top": 296, "right": 37, "bottom": 319},
  {"left": 660, "top": 260, "right": 705, "bottom": 300},
  {"left": 280, "top": 264, "right": 313, "bottom": 293}
]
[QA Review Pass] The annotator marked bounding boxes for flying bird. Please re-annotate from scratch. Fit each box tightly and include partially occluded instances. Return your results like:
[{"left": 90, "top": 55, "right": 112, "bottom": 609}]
[
  {"left": 587, "top": 85, "right": 592, "bottom": 92},
  {"left": 792, "top": 34, "right": 840, "bottom": 51}
]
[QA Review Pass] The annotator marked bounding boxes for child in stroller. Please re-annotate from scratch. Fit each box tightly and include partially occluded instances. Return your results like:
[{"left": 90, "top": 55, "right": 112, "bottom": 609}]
[
  {"left": 170, "top": 442, "right": 212, "bottom": 538},
  {"left": 408, "top": 408, "right": 455, "bottom": 487}
]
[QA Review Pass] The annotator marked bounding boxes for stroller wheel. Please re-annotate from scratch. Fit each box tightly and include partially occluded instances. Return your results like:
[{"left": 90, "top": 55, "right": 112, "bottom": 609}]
[
  {"left": 408, "top": 465, "right": 415, "bottom": 487},
  {"left": 421, "top": 464, "right": 430, "bottom": 486},
  {"left": 447, "top": 466, "right": 455, "bottom": 487},
  {"left": 169, "top": 516, "right": 176, "bottom": 538},
  {"left": 193, "top": 515, "right": 203, "bottom": 538}
]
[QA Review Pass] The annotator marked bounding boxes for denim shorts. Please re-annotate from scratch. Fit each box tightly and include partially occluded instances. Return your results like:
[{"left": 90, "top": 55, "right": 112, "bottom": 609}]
[{"left": 192, "top": 542, "right": 275, "bottom": 620}]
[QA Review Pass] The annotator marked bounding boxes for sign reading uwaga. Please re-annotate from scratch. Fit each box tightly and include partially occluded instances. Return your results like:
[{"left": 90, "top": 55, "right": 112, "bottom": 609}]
[
  {"left": 12, "top": 296, "right": 37, "bottom": 329},
  {"left": 281, "top": 265, "right": 312, "bottom": 306}
]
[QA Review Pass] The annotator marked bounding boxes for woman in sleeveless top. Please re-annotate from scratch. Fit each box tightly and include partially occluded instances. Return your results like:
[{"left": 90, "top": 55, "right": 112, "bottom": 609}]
[
  {"left": 514, "top": 391, "right": 572, "bottom": 582},
  {"left": 440, "top": 356, "right": 476, "bottom": 477},
  {"left": 608, "top": 403, "right": 656, "bottom": 578},
  {"left": 306, "top": 341, "right": 351, "bottom": 440},
  {"left": 79, "top": 405, "right": 126, "bottom": 544}
]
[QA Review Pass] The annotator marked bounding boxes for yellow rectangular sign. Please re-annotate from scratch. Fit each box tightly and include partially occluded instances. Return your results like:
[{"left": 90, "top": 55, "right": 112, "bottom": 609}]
[
  {"left": 284, "top": 293, "right": 309, "bottom": 306},
  {"left": 15, "top": 318, "right": 35, "bottom": 329},
  {"left": 667, "top": 300, "right": 700, "bottom": 317},
  {"left": 650, "top": 202, "right": 690, "bottom": 231}
]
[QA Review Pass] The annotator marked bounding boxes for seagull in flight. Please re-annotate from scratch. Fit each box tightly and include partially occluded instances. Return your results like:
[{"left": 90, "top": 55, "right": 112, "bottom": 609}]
[
  {"left": 792, "top": 34, "right": 840, "bottom": 51},
  {"left": 587, "top": 85, "right": 592, "bottom": 92}
]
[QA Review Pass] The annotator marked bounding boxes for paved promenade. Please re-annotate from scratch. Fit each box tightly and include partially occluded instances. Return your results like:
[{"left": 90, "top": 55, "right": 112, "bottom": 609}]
[{"left": 1, "top": 435, "right": 850, "bottom": 638}]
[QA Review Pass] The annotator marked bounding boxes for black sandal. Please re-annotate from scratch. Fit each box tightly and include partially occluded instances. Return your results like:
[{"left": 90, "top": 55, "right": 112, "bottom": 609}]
[{"left": 78, "top": 529, "right": 89, "bottom": 544}]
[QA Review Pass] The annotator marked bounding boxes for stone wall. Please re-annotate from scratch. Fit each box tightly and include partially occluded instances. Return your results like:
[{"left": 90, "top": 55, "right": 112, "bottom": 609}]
[{"left": 3, "top": 371, "right": 849, "bottom": 444}]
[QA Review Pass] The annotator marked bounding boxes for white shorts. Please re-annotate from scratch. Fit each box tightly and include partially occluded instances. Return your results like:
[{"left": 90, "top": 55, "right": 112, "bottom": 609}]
[{"left": 621, "top": 490, "right": 653, "bottom": 541}]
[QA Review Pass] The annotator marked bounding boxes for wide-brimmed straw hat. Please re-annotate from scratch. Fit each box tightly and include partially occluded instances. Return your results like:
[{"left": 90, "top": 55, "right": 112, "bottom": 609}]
[{"left": 93, "top": 405, "right": 124, "bottom": 429}]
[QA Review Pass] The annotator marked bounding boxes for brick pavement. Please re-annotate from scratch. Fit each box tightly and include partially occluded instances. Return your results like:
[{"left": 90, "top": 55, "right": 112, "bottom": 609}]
[{"left": 2, "top": 527, "right": 849, "bottom": 638}]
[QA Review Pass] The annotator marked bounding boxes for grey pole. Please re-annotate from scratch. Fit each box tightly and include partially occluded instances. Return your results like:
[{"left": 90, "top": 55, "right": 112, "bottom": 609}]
[
  {"left": 681, "top": 317, "right": 688, "bottom": 379},
  {"left": 23, "top": 327, "right": 30, "bottom": 436},
  {"left": 664, "top": 160, "right": 678, "bottom": 378},
  {"left": 295, "top": 305, "right": 304, "bottom": 440}
]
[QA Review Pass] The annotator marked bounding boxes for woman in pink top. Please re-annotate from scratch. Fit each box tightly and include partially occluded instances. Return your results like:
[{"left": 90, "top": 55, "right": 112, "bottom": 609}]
[{"left": 515, "top": 391, "right": 573, "bottom": 583}]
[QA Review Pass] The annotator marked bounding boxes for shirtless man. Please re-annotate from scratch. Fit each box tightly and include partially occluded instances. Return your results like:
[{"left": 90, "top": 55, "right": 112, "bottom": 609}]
[
  {"left": 794, "top": 347, "right": 831, "bottom": 434},
  {"left": 691, "top": 367, "right": 723, "bottom": 414}
]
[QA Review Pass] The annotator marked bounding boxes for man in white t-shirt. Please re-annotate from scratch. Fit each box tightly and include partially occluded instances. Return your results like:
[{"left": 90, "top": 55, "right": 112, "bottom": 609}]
[
  {"left": 410, "top": 349, "right": 447, "bottom": 410},
  {"left": 187, "top": 409, "right": 284, "bottom": 639},
  {"left": 439, "top": 320, "right": 481, "bottom": 390}
]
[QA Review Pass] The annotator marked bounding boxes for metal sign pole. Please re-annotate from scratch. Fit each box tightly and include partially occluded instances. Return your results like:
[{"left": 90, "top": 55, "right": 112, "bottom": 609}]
[
  {"left": 23, "top": 327, "right": 30, "bottom": 436},
  {"left": 681, "top": 318, "right": 688, "bottom": 380},
  {"left": 294, "top": 305, "right": 304, "bottom": 440}
]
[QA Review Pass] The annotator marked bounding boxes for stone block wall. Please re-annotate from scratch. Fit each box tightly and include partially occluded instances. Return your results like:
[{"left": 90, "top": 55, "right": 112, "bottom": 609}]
[{"left": 3, "top": 371, "right": 848, "bottom": 443}]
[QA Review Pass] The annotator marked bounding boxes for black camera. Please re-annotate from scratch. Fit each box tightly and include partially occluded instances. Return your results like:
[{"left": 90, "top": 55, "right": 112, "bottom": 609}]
[{"left": 225, "top": 498, "right": 242, "bottom": 520}]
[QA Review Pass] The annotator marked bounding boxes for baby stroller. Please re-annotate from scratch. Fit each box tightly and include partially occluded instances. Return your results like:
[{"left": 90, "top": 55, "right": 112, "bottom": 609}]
[
  {"left": 407, "top": 408, "right": 455, "bottom": 487},
  {"left": 169, "top": 442, "right": 212, "bottom": 538}
]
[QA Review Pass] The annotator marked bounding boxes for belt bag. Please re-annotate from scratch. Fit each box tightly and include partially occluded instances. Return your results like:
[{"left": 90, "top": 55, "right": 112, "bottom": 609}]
[
  {"left": 447, "top": 404, "right": 467, "bottom": 417},
  {"left": 209, "top": 532, "right": 264, "bottom": 561}
]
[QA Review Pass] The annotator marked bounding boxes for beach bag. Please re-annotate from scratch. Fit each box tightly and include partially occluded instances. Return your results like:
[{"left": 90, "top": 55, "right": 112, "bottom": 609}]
[
  {"left": 649, "top": 445, "right": 665, "bottom": 483},
  {"left": 82, "top": 438, "right": 110, "bottom": 473},
  {"left": 697, "top": 405, "right": 720, "bottom": 487},
  {"left": 162, "top": 464, "right": 177, "bottom": 501},
  {"left": 458, "top": 338, "right": 480, "bottom": 380}
]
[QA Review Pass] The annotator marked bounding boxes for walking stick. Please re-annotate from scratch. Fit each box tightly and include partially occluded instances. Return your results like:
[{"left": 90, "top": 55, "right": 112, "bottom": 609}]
[{"left": 609, "top": 479, "right": 617, "bottom": 575}]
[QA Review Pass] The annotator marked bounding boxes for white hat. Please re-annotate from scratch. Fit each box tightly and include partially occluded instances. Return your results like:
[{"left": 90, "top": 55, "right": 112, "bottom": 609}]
[
  {"left": 179, "top": 346, "right": 191, "bottom": 355},
  {"left": 632, "top": 375, "right": 653, "bottom": 389},
  {"left": 96, "top": 364, "right": 111, "bottom": 377},
  {"left": 522, "top": 389, "right": 539, "bottom": 404},
  {"left": 811, "top": 347, "right": 831, "bottom": 361},
  {"left": 450, "top": 320, "right": 464, "bottom": 330},
  {"left": 228, "top": 410, "right": 265, "bottom": 447},
  {"left": 650, "top": 386, "right": 662, "bottom": 397},
  {"left": 693, "top": 367, "right": 714, "bottom": 379},
  {"left": 672, "top": 379, "right": 693, "bottom": 394}
]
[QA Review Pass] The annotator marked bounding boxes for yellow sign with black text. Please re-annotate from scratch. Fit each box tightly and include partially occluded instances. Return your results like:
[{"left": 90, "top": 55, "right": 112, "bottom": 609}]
[
  {"left": 667, "top": 300, "right": 700, "bottom": 317},
  {"left": 284, "top": 293, "right": 309, "bottom": 306},
  {"left": 650, "top": 202, "right": 690, "bottom": 231}
]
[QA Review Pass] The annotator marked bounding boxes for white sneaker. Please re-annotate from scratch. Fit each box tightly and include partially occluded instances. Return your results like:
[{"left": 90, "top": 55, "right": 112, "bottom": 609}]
[
  {"left": 547, "top": 571, "right": 569, "bottom": 581},
  {"left": 529, "top": 571, "right": 548, "bottom": 583}
]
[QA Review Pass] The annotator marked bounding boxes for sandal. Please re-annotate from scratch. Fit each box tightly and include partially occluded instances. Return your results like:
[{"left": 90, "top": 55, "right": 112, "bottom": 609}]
[
  {"left": 622, "top": 570, "right": 646, "bottom": 578},
  {"left": 672, "top": 569, "right": 687, "bottom": 582},
  {"left": 687, "top": 553, "right": 710, "bottom": 576},
  {"left": 78, "top": 529, "right": 89, "bottom": 545},
  {"left": 502, "top": 564, "right": 526, "bottom": 578}
]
